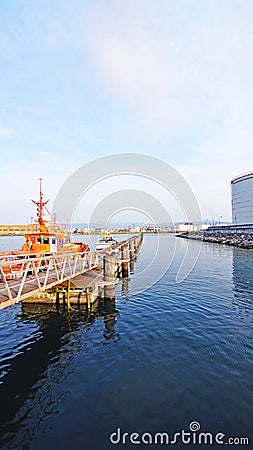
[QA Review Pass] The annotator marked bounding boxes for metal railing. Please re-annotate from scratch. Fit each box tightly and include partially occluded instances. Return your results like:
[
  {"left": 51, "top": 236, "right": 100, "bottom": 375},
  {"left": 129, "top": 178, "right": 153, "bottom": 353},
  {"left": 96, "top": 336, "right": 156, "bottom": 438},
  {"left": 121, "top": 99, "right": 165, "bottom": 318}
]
[
  {"left": 0, "top": 251, "right": 99, "bottom": 306},
  {"left": 205, "top": 224, "right": 253, "bottom": 234}
]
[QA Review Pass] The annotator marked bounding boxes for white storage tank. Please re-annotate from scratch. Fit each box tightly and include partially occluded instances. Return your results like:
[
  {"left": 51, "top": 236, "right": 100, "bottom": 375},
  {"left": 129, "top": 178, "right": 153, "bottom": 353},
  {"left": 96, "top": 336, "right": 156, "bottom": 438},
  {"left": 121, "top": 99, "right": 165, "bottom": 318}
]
[{"left": 231, "top": 171, "right": 253, "bottom": 224}]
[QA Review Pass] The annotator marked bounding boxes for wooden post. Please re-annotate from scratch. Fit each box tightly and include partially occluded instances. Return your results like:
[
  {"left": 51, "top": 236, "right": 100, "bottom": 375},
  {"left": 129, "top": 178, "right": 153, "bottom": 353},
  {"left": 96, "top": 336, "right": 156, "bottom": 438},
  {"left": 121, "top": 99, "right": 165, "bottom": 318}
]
[
  {"left": 103, "top": 253, "right": 116, "bottom": 300},
  {"left": 104, "top": 284, "right": 116, "bottom": 300},
  {"left": 135, "top": 234, "right": 142, "bottom": 258},
  {"left": 121, "top": 243, "right": 129, "bottom": 278},
  {"left": 129, "top": 238, "right": 135, "bottom": 260},
  {"left": 98, "top": 285, "right": 104, "bottom": 298},
  {"left": 103, "top": 253, "right": 116, "bottom": 281},
  {"left": 129, "top": 238, "right": 135, "bottom": 272},
  {"left": 86, "top": 287, "right": 91, "bottom": 310},
  {"left": 67, "top": 279, "right": 71, "bottom": 309},
  {"left": 134, "top": 237, "right": 138, "bottom": 260}
]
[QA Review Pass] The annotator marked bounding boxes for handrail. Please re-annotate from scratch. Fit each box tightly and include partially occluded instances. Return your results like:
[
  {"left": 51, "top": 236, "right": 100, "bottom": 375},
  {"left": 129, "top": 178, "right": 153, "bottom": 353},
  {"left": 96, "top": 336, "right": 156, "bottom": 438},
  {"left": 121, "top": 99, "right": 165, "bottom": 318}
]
[
  {"left": 0, "top": 235, "right": 142, "bottom": 307},
  {"left": 0, "top": 251, "right": 91, "bottom": 267},
  {"left": 0, "top": 250, "right": 100, "bottom": 305}
]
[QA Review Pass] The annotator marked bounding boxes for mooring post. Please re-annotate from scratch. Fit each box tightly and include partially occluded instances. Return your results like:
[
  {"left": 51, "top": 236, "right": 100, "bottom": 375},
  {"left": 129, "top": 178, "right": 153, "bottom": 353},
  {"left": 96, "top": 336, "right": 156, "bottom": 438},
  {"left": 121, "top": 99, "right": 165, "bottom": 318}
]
[
  {"left": 67, "top": 279, "right": 71, "bottom": 309},
  {"left": 129, "top": 238, "right": 135, "bottom": 272},
  {"left": 86, "top": 287, "right": 91, "bottom": 310},
  {"left": 103, "top": 252, "right": 116, "bottom": 300},
  {"left": 104, "top": 284, "right": 116, "bottom": 300},
  {"left": 135, "top": 234, "right": 142, "bottom": 257},
  {"left": 134, "top": 237, "right": 138, "bottom": 261},
  {"left": 129, "top": 238, "right": 135, "bottom": 260},
  {"left": 121, "top": 243, "right": 129, "bottom": 278},
  {"left": 103, "top": 253, "right": 116, "bottom": 281}
]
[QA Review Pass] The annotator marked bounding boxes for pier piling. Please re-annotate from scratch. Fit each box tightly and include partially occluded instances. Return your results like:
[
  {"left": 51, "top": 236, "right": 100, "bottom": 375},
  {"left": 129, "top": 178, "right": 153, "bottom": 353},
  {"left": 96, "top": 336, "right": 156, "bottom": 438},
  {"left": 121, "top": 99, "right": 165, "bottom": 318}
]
[
  {"left": 103, "top": 253, "right": 116, "bottom": 281},
  {"left": 121, "top": 243, "right": 129, "bottom": 278},
  {"left": 103, "top": 252, "right": 117, "bottom": 300}
]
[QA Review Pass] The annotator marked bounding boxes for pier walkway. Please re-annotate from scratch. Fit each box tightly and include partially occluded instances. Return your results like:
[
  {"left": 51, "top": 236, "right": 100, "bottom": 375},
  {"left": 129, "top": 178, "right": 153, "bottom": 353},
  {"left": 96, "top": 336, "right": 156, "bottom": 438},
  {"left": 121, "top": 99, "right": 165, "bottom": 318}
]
[
  {"left": 0, "top": 251, "right": 99, "bottom": 310},
  {"left": 0, "top": 235, "right": 143, "bottom": 310}
]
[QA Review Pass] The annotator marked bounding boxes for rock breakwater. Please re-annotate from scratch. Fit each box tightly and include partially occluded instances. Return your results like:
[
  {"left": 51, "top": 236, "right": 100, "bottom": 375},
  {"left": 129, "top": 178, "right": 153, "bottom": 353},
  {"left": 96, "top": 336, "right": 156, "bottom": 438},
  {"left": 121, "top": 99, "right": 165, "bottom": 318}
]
[{"left": 177, "top": 231, "right": 253, "bottom": 249}]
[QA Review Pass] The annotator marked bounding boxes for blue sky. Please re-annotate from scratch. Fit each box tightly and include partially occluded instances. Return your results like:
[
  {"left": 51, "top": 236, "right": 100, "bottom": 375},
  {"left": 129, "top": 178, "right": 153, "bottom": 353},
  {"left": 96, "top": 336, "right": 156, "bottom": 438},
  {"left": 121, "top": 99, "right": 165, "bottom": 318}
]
[{"left": 0, "top": 0, "right": 253, "bottom": 224}]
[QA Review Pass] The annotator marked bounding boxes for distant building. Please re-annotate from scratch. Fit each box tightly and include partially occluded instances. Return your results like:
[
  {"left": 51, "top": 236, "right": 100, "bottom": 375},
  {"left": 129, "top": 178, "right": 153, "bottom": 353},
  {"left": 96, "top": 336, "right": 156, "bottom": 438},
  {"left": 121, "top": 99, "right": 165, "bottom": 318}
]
[
  {"left": 176, "top": 222, "right": 197, "bottom": 233},
  {"left": 130, "top": 226, "right": 141, "bottom": 232},
  {"left": 0, "top": 225, "right": 34, "bottom": 236},
  {"left": 231, "top": 171, "right": 253, "bottom": 225},
  {"left": 198, "top": 224, "right": 210, "bottom": 231}
]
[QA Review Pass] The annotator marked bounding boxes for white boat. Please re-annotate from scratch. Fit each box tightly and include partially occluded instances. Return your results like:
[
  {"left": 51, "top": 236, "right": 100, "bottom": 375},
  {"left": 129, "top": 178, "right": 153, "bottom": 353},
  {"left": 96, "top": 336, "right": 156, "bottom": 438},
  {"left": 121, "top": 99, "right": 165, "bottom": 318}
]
[{"left": 95, "top": 235, "right": 118, "bottom": 251}]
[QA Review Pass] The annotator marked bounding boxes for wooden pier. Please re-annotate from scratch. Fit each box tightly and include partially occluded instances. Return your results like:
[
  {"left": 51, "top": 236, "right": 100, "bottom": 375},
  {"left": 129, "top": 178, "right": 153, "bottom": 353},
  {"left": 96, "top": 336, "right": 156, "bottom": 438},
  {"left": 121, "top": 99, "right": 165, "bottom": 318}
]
[{"left": 0, "top": 235, "right": 143, "bottom": 310}]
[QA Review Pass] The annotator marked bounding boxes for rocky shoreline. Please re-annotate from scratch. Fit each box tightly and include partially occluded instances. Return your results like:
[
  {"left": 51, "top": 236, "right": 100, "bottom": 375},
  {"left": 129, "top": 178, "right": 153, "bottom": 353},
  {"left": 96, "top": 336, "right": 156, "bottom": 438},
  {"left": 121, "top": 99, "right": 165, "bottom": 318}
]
[{"left": 177, "top": 231, "right": 253, "bottom": 249}]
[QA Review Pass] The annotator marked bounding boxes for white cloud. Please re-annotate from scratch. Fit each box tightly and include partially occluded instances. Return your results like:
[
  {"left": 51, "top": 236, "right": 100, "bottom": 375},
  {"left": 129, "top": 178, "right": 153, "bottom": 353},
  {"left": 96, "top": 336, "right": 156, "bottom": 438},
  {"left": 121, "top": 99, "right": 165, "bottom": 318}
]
[
  {"left": 0, "top": 0, "right": 252, "bottom": 224},
  {"left": 0, "top": 122, "right": 15, "bottom": 138},
  {"left": 89, "top": 0, "right": 253, "bottom": 138},
  {"left": 86, "top": 0, "right": 253, "bottom": 221}
]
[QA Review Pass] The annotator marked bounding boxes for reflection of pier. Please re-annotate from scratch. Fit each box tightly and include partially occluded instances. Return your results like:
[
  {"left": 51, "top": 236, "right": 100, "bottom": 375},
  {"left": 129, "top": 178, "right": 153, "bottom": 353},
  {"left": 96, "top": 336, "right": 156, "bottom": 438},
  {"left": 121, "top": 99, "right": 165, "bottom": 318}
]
[
  {"left": 0, "top": 299, "right": 119, "bottom": 448},
  {"left": 0, "top": 235, "right": 143, "bottom": 310}
]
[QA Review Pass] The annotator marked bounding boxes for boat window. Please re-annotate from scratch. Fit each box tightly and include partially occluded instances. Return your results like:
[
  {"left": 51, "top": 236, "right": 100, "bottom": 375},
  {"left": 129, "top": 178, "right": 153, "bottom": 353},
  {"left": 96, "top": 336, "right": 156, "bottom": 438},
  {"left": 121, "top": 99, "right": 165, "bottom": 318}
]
[
  {"left": 43, "top": 238, "right": 49, "bottom": 244},
  {"left": 37, "top": 238, "right": 42, "bottom": 243},
  {"left": 52, "top": 238, "right": 56, "bottom": 244}
]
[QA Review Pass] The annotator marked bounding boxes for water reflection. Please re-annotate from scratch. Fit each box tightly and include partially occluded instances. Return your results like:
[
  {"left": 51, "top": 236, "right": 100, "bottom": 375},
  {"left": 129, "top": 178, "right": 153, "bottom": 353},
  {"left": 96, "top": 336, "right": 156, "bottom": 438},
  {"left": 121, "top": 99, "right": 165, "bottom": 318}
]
[
  {"left": 121, "top": 277, "right": 129, "bottom": 296},
  {"left": 101, "top": 299, "right": 120, "bottom": 342},
  {"left": 0, "top": 298, "right": 119, "bottom": 449},
  {"left": 232, "top": 247, "right": 253, "bottom": 322}
]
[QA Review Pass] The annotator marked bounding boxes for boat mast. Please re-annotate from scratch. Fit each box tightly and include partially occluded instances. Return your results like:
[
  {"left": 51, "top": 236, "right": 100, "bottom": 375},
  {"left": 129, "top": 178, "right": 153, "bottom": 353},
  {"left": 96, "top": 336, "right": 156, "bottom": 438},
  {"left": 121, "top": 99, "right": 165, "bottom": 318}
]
[{"left": 32, "top": 178, "right": 49, "bottom": 233}]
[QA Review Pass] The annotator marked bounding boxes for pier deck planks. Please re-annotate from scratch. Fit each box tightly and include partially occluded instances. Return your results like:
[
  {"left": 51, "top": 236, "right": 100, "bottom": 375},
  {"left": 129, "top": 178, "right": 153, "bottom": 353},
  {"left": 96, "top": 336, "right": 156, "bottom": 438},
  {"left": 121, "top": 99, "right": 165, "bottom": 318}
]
[{"left": 0, "top": 266, "right": 104, "bottom": 309}]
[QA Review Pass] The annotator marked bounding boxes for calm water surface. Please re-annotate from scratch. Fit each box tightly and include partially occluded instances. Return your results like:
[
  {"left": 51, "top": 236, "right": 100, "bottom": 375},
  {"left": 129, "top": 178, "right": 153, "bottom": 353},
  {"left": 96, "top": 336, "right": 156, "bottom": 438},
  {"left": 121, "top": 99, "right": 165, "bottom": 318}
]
[{"left": 0, "top": 235, "right": 252, "bottom": 449}]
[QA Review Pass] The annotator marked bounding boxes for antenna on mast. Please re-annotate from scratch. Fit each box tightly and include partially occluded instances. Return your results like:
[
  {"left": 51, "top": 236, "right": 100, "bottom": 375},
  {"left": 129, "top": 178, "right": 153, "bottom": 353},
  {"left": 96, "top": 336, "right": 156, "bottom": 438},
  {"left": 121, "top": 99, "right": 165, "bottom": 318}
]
[{"left": 31, "top": 178, "right": 49, "bottom": 232}]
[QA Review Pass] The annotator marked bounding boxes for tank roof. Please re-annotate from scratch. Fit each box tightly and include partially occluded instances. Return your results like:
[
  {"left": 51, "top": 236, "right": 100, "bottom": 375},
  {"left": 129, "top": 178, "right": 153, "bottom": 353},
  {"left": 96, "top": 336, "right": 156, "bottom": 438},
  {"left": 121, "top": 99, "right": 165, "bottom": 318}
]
[{"left": 231, "top": 171, "right": 253, "bottom": 184}]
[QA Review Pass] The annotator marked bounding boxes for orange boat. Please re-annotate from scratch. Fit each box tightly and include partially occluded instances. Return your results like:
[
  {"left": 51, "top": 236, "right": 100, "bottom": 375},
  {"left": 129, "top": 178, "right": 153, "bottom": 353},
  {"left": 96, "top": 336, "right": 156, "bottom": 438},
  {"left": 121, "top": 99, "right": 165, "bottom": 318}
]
[
  {"left": 1, "top": 179, "right": 89, "bottom": 279},
  {"left": 20, "top": 178, "right": 89, "bottom": 254}
]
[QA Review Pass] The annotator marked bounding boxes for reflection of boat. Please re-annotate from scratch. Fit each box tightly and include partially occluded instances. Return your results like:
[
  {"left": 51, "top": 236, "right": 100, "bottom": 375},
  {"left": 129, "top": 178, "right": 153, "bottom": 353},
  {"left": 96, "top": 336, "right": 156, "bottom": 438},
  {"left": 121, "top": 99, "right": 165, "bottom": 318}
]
[
  {"left": 95, "top": 233, "right": 118, "bottom": 251},
  {"left": 1, "top": 178, "right": 89, "bottom": 279}
]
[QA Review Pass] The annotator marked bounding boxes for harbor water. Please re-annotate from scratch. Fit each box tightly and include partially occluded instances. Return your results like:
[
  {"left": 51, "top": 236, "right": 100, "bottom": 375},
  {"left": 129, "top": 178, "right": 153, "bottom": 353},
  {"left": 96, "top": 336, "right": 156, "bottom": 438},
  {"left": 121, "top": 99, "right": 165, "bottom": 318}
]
[{"left": 0, "top": 234, "right": 252, "bottom": 449}]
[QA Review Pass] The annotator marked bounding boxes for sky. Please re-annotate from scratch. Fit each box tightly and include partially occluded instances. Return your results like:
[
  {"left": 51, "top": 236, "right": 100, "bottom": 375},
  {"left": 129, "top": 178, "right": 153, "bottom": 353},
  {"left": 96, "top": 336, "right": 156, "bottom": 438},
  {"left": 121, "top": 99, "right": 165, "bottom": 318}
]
[{"left": 0, "top": 0, "right": 253, "bottom": 225}]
